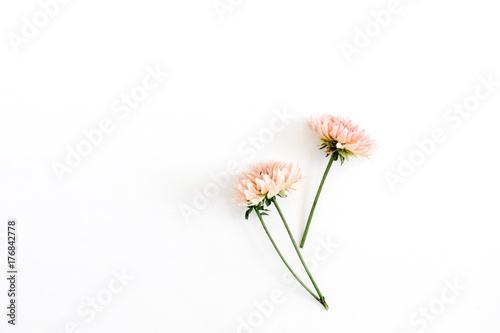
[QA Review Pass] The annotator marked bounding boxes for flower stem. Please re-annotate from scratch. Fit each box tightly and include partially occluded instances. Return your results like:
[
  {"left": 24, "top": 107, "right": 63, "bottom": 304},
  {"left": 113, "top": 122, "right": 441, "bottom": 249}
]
[
  {"left": 300, "top": 153, "right": 335, "bottom": 249},
  {"left": 254, "top": 208, "right": 320, "bottom": 302},
  {"left": 271, "top": 197, "right": 329, "bottom": 310}
]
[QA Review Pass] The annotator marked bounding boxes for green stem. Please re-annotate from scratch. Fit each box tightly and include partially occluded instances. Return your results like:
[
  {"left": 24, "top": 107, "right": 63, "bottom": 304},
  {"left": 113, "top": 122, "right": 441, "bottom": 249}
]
[
  {"left": 300, "top": 153, "right": 335, "bottom": 249},
  {"left": 254, "top": 208, "right": 320, "bottom": 302},
  {"left": 271, "top": 198, "right": 329, "bottom": 310}
]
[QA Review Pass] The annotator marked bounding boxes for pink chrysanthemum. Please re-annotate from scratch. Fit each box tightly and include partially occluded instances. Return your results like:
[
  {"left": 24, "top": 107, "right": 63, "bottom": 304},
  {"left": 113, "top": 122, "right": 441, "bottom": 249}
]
[
  {"left": 309, "top": 114, "right": 377, "bottom": 158},
  {"left": 233, "top": 161, "right": 303, "bottom": 207}
]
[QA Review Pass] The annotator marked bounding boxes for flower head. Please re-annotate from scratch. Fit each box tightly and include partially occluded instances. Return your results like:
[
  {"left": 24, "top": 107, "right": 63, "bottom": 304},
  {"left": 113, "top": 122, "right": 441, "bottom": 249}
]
[
  {"left": 309, "top": 114, "right": 377, "bottom": 160},
  {"left": 233, "top": 161, "right": 303, "bottom": 207}
]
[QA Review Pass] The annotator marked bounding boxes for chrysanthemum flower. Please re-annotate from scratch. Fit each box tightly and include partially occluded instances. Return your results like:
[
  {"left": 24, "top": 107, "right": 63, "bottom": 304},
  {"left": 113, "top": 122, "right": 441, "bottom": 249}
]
[
  {"left": 299, "top": 114, "right": 377, "bottom": 249},
  {"left": 309, "top": 114, "right": 377, "bottom": 160},
  {"left": 233, "top": 160, "right": 328, "bottom": 310},
  {"left": 233, "top": 161, "right": 303, "bottom": 207}
]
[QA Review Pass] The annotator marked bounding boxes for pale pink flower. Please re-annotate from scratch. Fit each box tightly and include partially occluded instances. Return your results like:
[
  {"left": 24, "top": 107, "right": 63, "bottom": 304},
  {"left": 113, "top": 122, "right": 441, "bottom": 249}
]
[
  {"left": 309, "top": 114, "right": 377, "bottom": 157},
  {"left": 233, "top": 161, "right": 303, "bottom": 206}
]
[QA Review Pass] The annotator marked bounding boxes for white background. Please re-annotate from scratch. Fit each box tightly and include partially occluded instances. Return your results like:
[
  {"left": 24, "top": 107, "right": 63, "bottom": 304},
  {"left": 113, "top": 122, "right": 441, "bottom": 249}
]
[{"left": 1, "top": 0, "right": 500, "bottom": 332}]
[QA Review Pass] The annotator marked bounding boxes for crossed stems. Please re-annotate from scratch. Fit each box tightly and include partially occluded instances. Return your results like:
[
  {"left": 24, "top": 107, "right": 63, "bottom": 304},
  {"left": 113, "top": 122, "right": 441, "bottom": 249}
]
[{"left": 254, "top": 197, "right": 328, "bottom": 310}]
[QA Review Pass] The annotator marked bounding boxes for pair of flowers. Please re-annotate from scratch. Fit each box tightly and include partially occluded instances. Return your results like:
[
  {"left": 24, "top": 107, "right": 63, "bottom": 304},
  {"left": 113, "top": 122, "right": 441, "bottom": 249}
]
[{"left": 233, "top": 114, "right": 377, "bottom": 310}]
